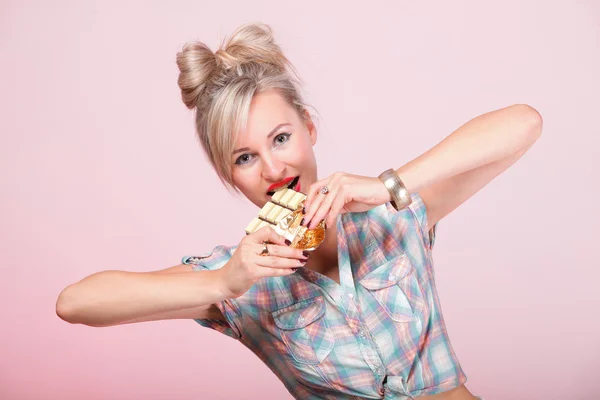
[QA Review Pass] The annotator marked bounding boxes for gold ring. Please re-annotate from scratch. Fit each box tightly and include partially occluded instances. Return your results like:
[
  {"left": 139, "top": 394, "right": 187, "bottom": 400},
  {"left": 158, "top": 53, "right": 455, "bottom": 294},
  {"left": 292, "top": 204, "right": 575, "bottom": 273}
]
[{"left": 259, "top": 243, "right": 269, "bottom": 256}]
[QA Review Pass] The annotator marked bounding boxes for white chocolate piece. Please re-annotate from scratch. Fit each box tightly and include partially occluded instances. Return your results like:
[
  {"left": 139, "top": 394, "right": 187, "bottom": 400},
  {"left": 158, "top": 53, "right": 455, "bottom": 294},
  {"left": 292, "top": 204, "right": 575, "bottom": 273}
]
[
  {"left": 245, "top": 217, "right": 262, "bottom": 234},
  {"left": 274, "top": 208, "right": 292, "bottom": 223},
  {"left": 256, "top": 220, "right": 272, "bottom": 231},
  {"left": 288, "top": 192, "right": 306, "bottom": 210},
  {"left": 280, "top": 190, "right": 296, "bottom": 208},
  {"left": 266, "top": 205, "right": 285, "bottom": 223},
  {"left": 259, "top": 202, "right": 275, "bottom": 220},
  {"left": 271, "top": 189, "right": 287, "bottom": 204}
]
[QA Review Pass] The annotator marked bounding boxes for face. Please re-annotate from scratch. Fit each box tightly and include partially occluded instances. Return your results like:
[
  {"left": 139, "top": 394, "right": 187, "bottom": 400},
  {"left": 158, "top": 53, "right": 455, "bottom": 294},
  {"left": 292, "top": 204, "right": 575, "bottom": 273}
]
[{"left": 231, "top": 90, "right": 318, "bottom": 208}]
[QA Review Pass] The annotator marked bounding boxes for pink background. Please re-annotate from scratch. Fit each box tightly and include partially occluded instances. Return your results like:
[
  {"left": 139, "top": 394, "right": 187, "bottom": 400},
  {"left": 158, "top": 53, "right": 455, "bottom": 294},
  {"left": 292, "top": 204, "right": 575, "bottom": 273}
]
[{"left": 1, "top": 1, "right": 599, "bottom": 399}]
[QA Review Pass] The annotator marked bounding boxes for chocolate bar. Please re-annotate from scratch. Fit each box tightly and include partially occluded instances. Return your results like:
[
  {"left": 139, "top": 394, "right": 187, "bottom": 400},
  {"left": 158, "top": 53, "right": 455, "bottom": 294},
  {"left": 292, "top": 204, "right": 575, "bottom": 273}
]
[{"left": 245, "top": 187, "right": 326, "bottom": 251}]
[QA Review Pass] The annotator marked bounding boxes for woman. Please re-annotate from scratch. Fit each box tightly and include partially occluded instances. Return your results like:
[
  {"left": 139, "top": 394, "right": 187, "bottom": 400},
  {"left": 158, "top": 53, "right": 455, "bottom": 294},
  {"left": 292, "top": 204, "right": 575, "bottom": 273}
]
[{"left": 56, "top": 23, "right": 542, "bottom": 399}]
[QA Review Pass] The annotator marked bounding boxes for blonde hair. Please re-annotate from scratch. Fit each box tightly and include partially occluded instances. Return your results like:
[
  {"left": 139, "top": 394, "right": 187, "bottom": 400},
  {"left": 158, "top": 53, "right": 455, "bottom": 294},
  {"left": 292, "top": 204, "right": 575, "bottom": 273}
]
[{"left": 176, "top": 23, "right": 310, "bottom": 191}]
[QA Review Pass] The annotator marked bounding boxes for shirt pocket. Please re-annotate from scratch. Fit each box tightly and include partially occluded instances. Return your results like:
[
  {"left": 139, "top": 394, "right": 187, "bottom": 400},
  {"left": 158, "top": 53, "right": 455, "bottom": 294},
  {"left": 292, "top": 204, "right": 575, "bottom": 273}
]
[
  {"left": 272, "top": 296, "right": 334, "bottom": 365},
  {"left": 358, "top": 253, "right": 425, "bottom": 322}
]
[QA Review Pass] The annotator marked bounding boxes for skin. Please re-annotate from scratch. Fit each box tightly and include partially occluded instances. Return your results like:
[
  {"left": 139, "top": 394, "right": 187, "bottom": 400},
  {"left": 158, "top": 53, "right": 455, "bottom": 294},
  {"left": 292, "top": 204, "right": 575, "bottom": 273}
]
[
  {"left": 231, "top": 90, "right": 392, "bottom": 279},
  {"left": 228, "top": 90, "right": 542, "bottom": 400},
  {"left": 56, "top": 87, "right": 541, "bottom": 400}
]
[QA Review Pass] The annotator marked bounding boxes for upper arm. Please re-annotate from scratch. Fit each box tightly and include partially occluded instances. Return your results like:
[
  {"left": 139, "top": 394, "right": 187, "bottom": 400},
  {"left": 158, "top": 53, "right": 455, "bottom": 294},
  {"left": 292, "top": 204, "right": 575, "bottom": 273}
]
[
  {"left": 418, "top": 105, "right": 542, "bottom": 228},
  {"left": 114, "top": 303, "right": 226, "bottom": 325},
  {"left": 419, "top": 145, "right": 530, "bottom": 229},
  {"left": 152, "top": 263, "right": 194, "bottom": 274}
]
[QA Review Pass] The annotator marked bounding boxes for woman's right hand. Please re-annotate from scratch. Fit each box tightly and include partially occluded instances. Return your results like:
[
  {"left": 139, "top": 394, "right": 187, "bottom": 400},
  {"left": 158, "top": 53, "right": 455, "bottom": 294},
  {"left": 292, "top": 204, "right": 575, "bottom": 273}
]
[{"left": 218, "top": 226, "right": 308, "bottom": 299}]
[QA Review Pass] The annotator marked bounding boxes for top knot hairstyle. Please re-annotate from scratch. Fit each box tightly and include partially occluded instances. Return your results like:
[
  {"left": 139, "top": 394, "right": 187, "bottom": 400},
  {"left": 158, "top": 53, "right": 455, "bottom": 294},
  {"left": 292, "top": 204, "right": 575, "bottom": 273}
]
[{"left": 176, "top": 23, "right": 310, "bottom": 191}]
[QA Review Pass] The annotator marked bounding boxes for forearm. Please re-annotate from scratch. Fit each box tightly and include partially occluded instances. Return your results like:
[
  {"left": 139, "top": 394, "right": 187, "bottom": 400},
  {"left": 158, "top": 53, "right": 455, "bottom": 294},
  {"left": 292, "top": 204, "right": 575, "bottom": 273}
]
[
  {"left": 395, "top": 104, "right": 542, "bottom": 193},
  {"left": 56, "top": 269, "right": 227, "bottom": 327}
]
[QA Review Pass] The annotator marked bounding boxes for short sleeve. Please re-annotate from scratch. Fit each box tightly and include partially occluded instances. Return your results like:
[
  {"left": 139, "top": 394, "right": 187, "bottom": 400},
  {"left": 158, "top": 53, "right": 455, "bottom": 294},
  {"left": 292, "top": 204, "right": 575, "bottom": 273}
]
[
  {"left": 181, "top": 245, "right": 243, "bottom": 340},
  {"left": 406, "top": 192, "right": 437, "bottom": 250}
]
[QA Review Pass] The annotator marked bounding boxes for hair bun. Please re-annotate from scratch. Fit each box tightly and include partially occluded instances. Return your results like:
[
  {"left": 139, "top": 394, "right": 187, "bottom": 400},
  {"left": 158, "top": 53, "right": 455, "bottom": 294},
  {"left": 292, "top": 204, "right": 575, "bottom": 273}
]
[
  {"left": 176, "top": 42, "right": 218, "bottom": 109},
  {"left": 176, "top": 23, "right": 293, "bottom": 110},
  {"left": 174, "top": 23, "right": 311, "bottom": 191},
  {"left": 217, "top": 23, "right": 289, "bottom": 73}
]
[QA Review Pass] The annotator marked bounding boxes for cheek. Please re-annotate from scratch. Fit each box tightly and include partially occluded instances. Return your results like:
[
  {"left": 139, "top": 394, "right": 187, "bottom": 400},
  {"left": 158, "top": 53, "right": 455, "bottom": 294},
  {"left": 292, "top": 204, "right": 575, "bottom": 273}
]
[
  {"left": 295, "top": 140, "right": 316, "bottom": 165},
  {"left": 232, "top": 168, "right": 259, "bottom": 193}
]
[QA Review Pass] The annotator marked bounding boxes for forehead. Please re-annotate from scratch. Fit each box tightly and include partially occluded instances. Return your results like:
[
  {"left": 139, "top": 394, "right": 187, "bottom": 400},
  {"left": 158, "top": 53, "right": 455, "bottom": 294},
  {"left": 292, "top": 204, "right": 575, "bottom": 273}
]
[{"left": 242, "top": 90, "right": 299, "bottom": 141}]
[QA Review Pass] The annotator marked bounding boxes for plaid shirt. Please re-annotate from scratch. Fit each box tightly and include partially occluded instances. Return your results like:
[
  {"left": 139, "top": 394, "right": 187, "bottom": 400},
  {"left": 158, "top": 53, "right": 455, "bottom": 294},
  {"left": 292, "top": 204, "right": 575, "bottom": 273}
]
[{"left": 182, "top": 193, "right": 467, "bottom": 399}]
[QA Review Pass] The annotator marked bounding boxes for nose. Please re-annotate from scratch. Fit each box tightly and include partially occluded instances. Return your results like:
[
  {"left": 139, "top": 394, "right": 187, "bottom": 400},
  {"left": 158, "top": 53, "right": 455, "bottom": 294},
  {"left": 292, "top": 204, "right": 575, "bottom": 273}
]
[{"left": 261, "top": 152, "right": 286, "bottom": 181}]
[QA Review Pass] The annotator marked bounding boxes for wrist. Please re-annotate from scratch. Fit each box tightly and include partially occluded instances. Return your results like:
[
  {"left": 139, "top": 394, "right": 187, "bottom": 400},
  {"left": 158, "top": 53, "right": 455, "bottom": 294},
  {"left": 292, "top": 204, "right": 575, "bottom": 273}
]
[
  {"left": 378, "top": 168, "right": 412, "bottom": 211},
  {"left": 212, "top": 268, "right": 232, "bottom": 299}
]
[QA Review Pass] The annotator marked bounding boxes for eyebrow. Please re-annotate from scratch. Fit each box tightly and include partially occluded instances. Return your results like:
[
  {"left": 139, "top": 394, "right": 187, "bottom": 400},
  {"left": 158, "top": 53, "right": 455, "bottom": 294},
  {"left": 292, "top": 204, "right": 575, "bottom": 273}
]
[{"left": 232, "top": 123, "right": 292, "bottom": 155}]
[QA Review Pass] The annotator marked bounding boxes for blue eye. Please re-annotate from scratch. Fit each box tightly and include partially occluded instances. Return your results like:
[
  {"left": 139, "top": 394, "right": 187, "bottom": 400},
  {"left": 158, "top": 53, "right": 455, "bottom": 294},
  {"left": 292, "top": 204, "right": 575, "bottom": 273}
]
[
  {"left": 274, "top": 133, "right": 291, "bottom": 145},
  {"left": 235, "top": 153, "right": 253, "bottom": 165}
]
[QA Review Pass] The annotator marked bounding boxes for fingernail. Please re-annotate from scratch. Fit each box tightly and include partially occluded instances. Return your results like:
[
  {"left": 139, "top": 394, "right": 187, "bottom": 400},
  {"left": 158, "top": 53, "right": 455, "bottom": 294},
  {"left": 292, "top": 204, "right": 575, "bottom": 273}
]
[
  {"left": 292, "top": 268, "right": 298, "bottom": 271},
  {"left": 302, "top": 251, "right": 310, "bottom": 258},
  {"left": 299, "top": 260, "right": 306, "bottom": 265},
  {"left": 285, "top": 239, "right": 291, "bottom": 246},
  {"left": 302, "top": 207, "right": 306, "bottom": 214},
  {"left": 300, "top": 218, "right": 305, "bottom": 226}
]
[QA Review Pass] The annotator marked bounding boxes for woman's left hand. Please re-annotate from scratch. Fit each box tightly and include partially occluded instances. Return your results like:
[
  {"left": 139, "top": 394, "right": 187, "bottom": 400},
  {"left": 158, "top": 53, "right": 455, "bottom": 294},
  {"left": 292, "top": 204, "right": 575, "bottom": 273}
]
[{"left": 302, "top": 172, "right": 392, "bottom": 230}]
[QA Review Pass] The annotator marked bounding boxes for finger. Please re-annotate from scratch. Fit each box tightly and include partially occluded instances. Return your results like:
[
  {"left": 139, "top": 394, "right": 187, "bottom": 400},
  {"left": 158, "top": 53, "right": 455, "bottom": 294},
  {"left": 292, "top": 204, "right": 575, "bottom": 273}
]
[
  {"left": 256, "top": 265, "right": 299, "bottom": 278},
  {"left": 303, "top": 187, "right": 327, "bottom": 228},
  {"left": 254, "top": 254, "right": 306, "bottom": 270},
  {"left": 304, "top": 176, "right": 331, "bottom": 210},
  {"left": 253, "top": 242, "right": 308, "bottom": 260},
  {"left": 308, "top": 185, "right": 339, "bottom": 229},
  {"left": 251, "top": 225, "right": 289, "bottom": 246},
  {"left": 304, "top": 178, "right": 337, "bottom": 227},
  {"left": 325, "top": 194, "right": 346, "bottom": 229}
]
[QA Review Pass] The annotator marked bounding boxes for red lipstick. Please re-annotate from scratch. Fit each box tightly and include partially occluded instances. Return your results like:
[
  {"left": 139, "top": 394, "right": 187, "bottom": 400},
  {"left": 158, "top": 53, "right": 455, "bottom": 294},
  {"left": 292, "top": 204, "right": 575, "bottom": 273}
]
[{"left": 267, "top": 177, "right": 295, "bottom": 192}]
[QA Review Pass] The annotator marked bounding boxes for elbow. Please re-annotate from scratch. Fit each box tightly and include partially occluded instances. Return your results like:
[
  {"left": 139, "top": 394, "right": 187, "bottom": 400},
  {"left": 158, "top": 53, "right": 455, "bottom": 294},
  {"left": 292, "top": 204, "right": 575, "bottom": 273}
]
[
  {"left": 512, "top": 103, "right": 543, "bottom": 143},
  {"left": 56, "top": 285, "right": 82, "bottom": 324}
]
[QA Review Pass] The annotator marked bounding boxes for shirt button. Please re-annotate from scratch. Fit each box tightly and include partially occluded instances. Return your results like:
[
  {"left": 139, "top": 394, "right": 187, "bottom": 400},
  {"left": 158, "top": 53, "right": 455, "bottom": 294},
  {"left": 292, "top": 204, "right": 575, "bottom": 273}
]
[
  {"left": 298, "top": 316, "right": 305, "bottom": 323},
  {"left": 388, "top": 273, "right": 397, "bottom": 281},
  {"left": 347, "top": 293, "right": 354, "bottom": 299}
]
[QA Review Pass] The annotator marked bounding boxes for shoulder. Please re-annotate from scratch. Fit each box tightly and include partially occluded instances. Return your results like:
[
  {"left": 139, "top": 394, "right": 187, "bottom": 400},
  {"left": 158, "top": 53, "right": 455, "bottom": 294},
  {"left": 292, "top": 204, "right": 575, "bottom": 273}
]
[{"left": 365, "top": 194, "right": 435, "bottom": 248}]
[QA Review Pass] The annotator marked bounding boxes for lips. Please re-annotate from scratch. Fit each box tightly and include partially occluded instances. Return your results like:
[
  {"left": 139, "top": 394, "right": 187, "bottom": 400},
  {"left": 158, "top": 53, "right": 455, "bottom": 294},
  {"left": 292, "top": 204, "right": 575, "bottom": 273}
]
[{"left": 267, "top": 176, "right": 300, "bottom": 196}]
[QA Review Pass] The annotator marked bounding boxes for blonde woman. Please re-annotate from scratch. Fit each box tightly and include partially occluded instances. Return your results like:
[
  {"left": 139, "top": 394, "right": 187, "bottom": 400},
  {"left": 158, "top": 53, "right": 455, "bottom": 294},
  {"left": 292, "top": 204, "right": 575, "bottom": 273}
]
[{"left": 56, "top": 23, "right": 542, "bottom": 400}]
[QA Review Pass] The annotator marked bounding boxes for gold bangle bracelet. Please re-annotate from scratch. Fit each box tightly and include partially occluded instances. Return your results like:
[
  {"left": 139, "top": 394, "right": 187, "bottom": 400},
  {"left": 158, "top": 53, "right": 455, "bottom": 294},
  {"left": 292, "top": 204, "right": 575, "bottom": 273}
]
[{"left": 378, "top": 168, "right": 412, "bottom": 211}]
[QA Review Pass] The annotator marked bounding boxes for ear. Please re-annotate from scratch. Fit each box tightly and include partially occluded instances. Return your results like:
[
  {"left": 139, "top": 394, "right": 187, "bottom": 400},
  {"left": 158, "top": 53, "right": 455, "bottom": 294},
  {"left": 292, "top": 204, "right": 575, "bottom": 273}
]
[{"left": 303, "top": 110, "right": 317, "bottom": 146}]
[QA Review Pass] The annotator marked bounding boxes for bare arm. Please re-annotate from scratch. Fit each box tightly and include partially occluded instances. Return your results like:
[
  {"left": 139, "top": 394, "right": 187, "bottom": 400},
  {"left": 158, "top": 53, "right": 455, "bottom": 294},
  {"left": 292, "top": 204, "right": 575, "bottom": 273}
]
[
  {"left": 395, "top": 104, "right": 543, "bottom": 228},
  {"left": 56, "top": 264, "right": 227, "bottom": 327},
  {"left": 56, "top": 227, "right": 305, "bottom": 328}
]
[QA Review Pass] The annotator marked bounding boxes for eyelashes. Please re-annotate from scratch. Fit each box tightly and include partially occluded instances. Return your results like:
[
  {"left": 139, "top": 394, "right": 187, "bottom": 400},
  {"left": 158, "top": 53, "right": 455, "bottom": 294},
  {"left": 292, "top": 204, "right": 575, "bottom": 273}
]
[{"left": 234, "top": 132, "right": 292, "bottom": 165}]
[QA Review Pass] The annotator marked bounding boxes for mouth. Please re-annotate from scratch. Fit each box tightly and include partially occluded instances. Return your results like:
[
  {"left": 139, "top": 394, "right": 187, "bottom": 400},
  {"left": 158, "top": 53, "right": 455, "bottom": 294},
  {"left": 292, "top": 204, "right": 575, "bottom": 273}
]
[{"left": 267, "top": 176, "right": 300, "bottom": 196}]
